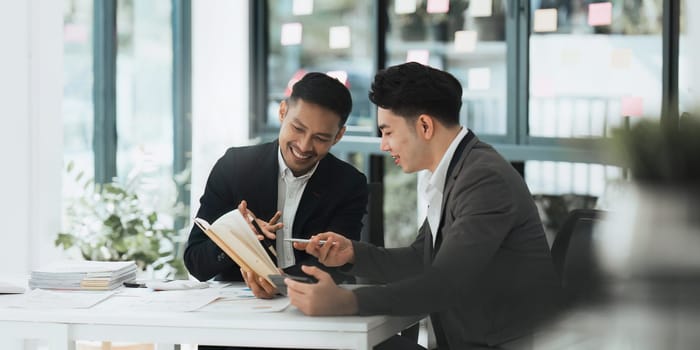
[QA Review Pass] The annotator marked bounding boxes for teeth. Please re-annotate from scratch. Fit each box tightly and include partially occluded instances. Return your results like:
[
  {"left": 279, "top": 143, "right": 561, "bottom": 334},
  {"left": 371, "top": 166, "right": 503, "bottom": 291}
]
[{"left": 292, "top": 147, "right": 311, "bottom": 159}]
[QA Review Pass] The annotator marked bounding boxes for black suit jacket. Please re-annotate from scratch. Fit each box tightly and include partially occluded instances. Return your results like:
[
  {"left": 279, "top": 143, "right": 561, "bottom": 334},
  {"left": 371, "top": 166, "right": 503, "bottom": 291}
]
[
  {"left": 349, "top": 132, "right": 561, "bottom": 349},
  {"left": 185, "top": 140, "right": 368, "bottom": 282}
]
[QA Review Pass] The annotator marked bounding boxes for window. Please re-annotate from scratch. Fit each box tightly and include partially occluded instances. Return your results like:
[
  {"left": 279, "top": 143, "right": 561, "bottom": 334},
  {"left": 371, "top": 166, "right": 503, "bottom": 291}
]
[
  {"left": 529, "top": 0, "right": 664, "bottom": 140},
  {"left": 115, "top": 0, "right": 177, "bottom": 211},
  {"left": 266, "top": 0, "right": 376, "bottom": 133},
  {"left": 386, "top": 0, "right": 508, "bottom": 136},
  {"left": 63, "top": 0, "right": 94, "bottom": 191},
  {"left": 679, "top": 0, "right": 694, "bottom": 113},
  {"left": 251, "top": 0, "right": 685, "bottom": 246},
  {"left": 62, "top": 0, "right": 191, "bottom": 254}
]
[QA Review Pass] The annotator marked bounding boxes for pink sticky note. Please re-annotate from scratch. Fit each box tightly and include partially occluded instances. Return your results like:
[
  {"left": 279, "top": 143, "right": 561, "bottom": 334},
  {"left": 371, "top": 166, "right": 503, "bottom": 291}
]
[
  {"left": 326, "top": 70, "right": 348, "bottom": 85},
  {"left": 531, "top": 77, "right": 555, "bottom": 97},
  {"left": 64, "top": 23, "right": 89, "bottom": 43},
  {"left": 621, "top": 96, "right": 643, "bottom": 117},
  {"left": 427, "top": 0, "right": 449, "bottom": 14},
  {"left": 588, "top": 2, "right": 612, "bottom": 26},
  {"left": 406, "top": 50, "right": 430, "bottom": 65}
]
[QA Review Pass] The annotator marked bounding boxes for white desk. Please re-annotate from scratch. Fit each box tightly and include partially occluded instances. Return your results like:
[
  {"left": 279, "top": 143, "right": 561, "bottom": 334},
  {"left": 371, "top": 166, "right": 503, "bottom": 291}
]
[{"left": 0, "top": 286, "right": 422, "bottom": 350}]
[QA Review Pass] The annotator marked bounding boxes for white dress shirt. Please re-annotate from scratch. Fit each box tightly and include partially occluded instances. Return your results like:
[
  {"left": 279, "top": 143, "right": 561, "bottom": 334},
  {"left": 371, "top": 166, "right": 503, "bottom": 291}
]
[
  {"left": 276, "top": 148, "right": 318, "bottom": 268},
  {"left": 420, "top": 127, "right": 468, "bottom": 247}
]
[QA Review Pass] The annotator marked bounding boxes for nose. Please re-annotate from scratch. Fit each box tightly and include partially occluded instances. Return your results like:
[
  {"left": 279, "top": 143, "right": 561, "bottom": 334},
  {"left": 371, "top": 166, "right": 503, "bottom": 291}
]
[
  {"left": 380, "top": 137, "right": 390, "bottom": 152},
  {"left": 299, "top": 134, "right": 313, "bottom": 152}
]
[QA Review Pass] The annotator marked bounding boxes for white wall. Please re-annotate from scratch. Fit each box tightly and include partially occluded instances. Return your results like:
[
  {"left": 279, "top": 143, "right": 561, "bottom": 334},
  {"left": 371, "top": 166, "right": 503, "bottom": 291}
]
[
  {"left": 0, "top": 0, "right": 64, "bottom": 274},
  {"left": 190, "top": 1, "right": 251, "bottom": 214}
]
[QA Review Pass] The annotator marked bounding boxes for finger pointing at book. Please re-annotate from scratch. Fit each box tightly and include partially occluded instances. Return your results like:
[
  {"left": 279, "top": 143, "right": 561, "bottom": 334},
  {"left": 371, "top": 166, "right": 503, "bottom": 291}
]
[{"left": 237, "top": 200, "right": 283, "bottom": 240}]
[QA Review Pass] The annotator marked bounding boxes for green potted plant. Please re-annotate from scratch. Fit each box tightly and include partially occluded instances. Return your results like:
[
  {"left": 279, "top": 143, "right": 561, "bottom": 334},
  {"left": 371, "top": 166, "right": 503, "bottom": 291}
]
[
  {"left": 55, "top": 162, "right": 190, "bottom": 279},
  {"left": 596, "top": 113, "right": 700, "bottom": 278}
]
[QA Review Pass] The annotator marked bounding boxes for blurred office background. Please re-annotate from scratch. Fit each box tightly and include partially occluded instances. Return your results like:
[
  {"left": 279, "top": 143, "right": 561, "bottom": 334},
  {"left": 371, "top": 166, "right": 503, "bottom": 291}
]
[{"left": 1, "top": 0, "right": 697, "bottom": 279}]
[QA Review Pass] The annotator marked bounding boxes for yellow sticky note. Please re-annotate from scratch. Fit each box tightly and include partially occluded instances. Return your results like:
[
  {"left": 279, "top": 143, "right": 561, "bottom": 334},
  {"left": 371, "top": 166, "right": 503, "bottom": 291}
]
[
  {"left": 610, "top": 48, "right": 632, "bottom": 69},
  {"left": 329, "top": 26, "right": 351, "bottom": 49},
  {"left": 468, "top": 67, "right": 491, "bottom": 90},
  {"left": 560, "top": 48, "right": 581, "bottom": 65},
  {"left": 292, "top": 0, "right": 313, "bottom": 16},
  {"left": 533, "top": 9, "right": 558, "bottom": 33},
  {"left": 469, "top": 0, "right": 493, "bottom": 17},
  {"left": 395, "top": 0, "right": 417, "bottom": 14},
  {"left": 406, "top": 50, "right": 430, "bottom": 65},
  {"left": 281, "top": 23, "right": 303, "bottom": 46},
  {"left": 454, "top": 30, "right": 478, "bottom": 53}
]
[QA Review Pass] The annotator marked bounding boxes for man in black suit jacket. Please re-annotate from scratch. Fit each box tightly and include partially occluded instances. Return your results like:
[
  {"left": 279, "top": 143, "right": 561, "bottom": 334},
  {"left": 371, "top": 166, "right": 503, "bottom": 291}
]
[
  {"left": 286, "top": 63, "right": 561, "bottom": 349},
  {"left": 185, "top": 72, "right": 368, "bottom": 296}
]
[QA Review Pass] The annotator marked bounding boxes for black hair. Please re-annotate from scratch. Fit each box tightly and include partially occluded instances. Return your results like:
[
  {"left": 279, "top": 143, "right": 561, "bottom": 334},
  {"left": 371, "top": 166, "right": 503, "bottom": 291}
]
[
  {"left": 289, "top": 72, "right": 353, "bottom": 126},
  {"left": 369, "top": 62, "right": 462, "bottom": 127}
]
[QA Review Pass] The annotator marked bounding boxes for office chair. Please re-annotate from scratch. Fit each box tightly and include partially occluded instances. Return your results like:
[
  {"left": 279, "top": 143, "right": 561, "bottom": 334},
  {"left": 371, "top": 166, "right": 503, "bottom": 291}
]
[{"left": 550, "top": 209, "right": 605, "bottom": 304}]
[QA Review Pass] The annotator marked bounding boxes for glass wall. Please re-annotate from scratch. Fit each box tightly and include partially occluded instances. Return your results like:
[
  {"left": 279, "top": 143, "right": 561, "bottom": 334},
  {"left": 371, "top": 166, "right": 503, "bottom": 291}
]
[
  {"left": 529, "top": 0, "right": 664, "bottom": 139},
  {"left": 63, "top": 0, "right": 94, "bottom": 190},
  {"left": 267, "top": 0, "right": 375, "bottom": 131},
  {"left": 115, "top": 0, "right": 177, "bottom": 212},
  {"left": 679, "top": 0, "right": 696, "bottom": 112},
  {"left": 385, "top": 0, "right": 508, "bottom": 136},
  {"left": 255, "top": 0, "right": 686, "bottom": 246}
]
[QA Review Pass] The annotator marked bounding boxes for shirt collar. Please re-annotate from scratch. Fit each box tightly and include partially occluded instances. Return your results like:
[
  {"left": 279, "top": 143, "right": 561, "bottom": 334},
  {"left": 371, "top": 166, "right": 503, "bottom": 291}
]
[
  {"left": 424, "top": 127, "right": 469, "bottom": 196},
  {"left": 277, "top": 145, "right": 319, "bottom": 182}
]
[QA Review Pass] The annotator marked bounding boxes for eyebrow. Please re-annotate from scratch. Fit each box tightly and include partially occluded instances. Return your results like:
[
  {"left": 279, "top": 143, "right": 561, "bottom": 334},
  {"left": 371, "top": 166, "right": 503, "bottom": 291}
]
[
  {"left": 292, "top": 118, "right": 334, "bottom": 139},
  {"left": 378, "top": 124, "right": 388, "bottom": 131}
]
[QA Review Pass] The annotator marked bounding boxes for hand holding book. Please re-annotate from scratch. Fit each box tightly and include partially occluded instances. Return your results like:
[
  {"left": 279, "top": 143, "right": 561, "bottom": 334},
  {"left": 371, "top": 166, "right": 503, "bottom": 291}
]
[{"left": 193, "top": 206, "right": 280, "bottom": 285}]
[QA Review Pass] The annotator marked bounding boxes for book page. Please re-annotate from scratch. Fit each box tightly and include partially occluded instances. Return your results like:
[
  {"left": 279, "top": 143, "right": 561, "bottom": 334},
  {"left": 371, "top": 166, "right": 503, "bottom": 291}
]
[{"left": 197, "top": 210, "right": 279, "bottom": 283}]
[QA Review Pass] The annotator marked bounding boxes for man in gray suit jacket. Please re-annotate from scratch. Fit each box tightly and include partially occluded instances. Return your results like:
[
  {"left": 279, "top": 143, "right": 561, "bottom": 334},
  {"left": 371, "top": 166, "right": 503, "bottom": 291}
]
[{"left": 285, "top": 63, "right": 561, "bottom": 349}]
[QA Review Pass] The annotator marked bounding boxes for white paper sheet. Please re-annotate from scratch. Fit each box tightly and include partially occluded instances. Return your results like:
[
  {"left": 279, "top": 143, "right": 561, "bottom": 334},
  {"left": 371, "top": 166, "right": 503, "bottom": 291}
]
[{"left": 11, "top": 289, "right": 115, "bottom": 309}]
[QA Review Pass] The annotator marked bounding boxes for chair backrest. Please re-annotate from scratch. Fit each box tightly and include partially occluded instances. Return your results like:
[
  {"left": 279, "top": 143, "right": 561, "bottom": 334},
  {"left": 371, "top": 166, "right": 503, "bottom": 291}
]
[
  {"left": 550, "top": 209, "right": 604, "bottom": 301},
  {"left": 360, "top": 182, "right": 384, "bottom": 247}
]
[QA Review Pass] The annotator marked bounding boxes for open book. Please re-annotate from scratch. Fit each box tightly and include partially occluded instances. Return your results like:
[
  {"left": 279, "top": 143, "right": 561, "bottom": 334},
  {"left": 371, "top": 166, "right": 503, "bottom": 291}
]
[{"left": 194, "top": 210, "right": 279, "bottom": 284}]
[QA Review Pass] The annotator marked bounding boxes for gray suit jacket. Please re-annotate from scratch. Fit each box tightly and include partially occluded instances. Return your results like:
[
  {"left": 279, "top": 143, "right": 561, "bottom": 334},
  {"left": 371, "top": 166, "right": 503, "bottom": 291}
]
[{"left": 350, "top": 132, "right": 561, "bottom": 349}]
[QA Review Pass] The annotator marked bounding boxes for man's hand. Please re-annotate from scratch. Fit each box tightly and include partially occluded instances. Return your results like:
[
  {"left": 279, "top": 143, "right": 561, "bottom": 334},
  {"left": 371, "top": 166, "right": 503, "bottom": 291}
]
[
  {"left": 292, "top": 232, "right": 355, "bottom": 267},
  {"left": 238, "top": 200, "right": 283, "bottom": 241},
  {"left": 241, "top": 268, "right": 278, "bottom": 299},
  {"left": 286, "top": 265, "right": 358, "bottom": 316}
]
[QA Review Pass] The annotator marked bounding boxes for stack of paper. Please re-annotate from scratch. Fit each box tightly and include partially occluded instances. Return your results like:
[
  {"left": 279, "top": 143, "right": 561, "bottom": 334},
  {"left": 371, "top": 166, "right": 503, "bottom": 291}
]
[{"left": 29, "top": 260, "right": 137, "bottom": 291}]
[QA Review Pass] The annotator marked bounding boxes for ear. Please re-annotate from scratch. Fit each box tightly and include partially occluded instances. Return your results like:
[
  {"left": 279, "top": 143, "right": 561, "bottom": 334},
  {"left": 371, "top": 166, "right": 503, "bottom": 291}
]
[
  {"left": 279, "top": 100, "right": 289, "bottom": 123},
  {"left": 332, "top": 126, "right": 347, "bottom": 145},
  {"left": 416, "top": 114, "right": 434, "bottom": 140}
]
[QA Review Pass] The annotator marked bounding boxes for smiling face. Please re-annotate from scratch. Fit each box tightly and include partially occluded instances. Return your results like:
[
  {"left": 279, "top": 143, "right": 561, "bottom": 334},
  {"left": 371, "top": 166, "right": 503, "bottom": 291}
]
[
  {"left": 278, "top": 98, "right": 346, "bottom": 176},
  {"left": 377, "top": 107, "right": 431, "bottom": 173}
]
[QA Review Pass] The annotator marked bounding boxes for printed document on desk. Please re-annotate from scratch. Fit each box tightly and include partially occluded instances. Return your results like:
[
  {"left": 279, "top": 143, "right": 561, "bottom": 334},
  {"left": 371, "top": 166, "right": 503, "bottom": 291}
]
[
  {"left": 10, "top": 288, "right": 116, "bottom": 309},
  {"left": 197, "top": 285, "right": 290, "bottom": 313},
  {"left": 94, "top": 289, "right": 220, "bottom": 312}
]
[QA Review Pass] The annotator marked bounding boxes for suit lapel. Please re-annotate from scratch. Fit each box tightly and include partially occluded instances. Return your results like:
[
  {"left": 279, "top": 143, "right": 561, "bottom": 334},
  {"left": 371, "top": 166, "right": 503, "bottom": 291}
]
[
  {"left": 433, "top": 131, "right": 477, "bottom": 253},
  {"left": 291, "top": 156, "right": 328, "bottom": 237},
  {"left": 256, "top": 141, "right": 280, "bottom": 219}
]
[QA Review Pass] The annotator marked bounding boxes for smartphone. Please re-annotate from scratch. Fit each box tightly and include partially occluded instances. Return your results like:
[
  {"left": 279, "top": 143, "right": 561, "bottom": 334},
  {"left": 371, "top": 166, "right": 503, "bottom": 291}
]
[{"left": 268, "top": 273, "right": 317, "bottom": 296}]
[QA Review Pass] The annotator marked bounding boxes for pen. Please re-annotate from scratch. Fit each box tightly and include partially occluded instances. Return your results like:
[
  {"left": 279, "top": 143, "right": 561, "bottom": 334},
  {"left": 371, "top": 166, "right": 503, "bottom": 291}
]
[
  {"left": 248, "top": 214, "right": 277, "bottom": 257},
  {"left": 284, "top": 238, "right": 329, "bottom": 246}
]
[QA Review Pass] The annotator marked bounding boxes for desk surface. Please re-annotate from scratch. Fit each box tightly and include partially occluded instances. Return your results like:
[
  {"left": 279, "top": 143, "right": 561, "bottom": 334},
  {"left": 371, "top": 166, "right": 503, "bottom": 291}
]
[{"left": 0, "top": 283, "right": 422, "bottom": 350}]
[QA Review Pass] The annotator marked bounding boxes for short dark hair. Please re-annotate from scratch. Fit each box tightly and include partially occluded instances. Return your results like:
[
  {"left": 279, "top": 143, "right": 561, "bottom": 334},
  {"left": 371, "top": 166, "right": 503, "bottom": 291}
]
[
  {"left": 289, "top": 72, "right": 353, "bottom": 126},
  {"left": 369, "top": 62, "right": 462, "bottom": 127}
]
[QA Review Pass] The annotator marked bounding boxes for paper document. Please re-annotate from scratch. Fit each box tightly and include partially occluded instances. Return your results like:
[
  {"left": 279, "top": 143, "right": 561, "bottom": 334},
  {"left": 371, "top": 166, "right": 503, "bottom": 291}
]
[
  {"left": 95, "top": 289, "right": 219, "bottom": 312},
  {"left": 11, "top": 289, "right": 115, "bottom": 309}
]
